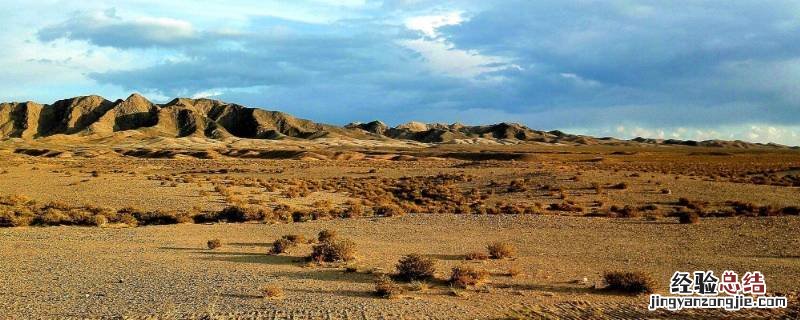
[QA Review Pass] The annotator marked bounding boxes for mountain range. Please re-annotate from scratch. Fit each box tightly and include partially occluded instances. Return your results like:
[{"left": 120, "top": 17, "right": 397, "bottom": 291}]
[{"left": 0, "top": 94, "right": 792, "bottom": 149}]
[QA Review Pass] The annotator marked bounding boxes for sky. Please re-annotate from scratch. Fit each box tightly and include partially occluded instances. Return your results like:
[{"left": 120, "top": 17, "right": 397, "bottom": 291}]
[{"left": 1, "top": 1, "right": 799, "bottom": 145}]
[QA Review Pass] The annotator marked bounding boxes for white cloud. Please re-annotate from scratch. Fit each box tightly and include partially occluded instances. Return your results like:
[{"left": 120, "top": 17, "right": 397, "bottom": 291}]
[
  {"left": 191, "top": 89, "right": 224, "bottom": 99},
  {"left": 400, "top": 12, "right": 519, "bottom": 81},
  {"left": 399, "top": 38, "right": 515, "bottom": 79},
  {"left": 404, "top": 11, "right": 464, "bottom": 38}
]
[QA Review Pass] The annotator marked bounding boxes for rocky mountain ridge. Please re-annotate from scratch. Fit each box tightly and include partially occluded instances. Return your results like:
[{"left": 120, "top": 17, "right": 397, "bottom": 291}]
[{"left": 0, "top": 94, "right": 792, "bottom": 149}]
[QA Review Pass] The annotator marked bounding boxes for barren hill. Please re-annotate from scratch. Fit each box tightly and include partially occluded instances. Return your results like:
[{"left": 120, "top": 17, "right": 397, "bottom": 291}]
[{"left": 0, "top": 94, "right": 793, "bottom": 149}]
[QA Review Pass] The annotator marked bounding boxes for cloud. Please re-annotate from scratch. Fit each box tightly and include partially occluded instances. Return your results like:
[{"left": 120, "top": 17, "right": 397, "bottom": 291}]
[
  {"left": 37, "top": 9, "right": 198, "bottom": 48},
  {"left": 16, "top": 1, "right": 800, "bottom": 145}
]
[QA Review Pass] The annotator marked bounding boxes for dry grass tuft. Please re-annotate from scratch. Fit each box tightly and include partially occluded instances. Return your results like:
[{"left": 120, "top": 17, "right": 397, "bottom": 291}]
[
  {"left": 409, "top": 281, "right": 430, "bottom": 292},
  {"left": 261, "top": 285, "right": 284, "bottom": 299},
  {"left": 487, "top": 242, "right": 517, "bottom": 259}
]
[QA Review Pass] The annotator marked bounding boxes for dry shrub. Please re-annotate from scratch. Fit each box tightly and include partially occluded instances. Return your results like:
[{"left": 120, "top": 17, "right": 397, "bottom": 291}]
[
  {"left": 487, "top": 242, "right": 517, "bottom": 259},
  {"left": 610, "top": 205, "right": 640, "bottom": 218},
  {"left": 311, "top": 238, "right": 356, "bottom": 263},
  {"left": 639, "top": 204, "right": 659, "bottom": 211},
  {"left": 603, "top": 271, "right": 654, "bottom": 294},
  {"left": 374, "top": 275, "right": 403, "bottom": 298},
  {"left": 0, "top": 208, "right": 34, "bottom": 227},
  {"left": 449, "top": 265, "right": 488, "bottom": 288},
  {"left": 782, "top": 206, "right": 800, "bottom": 215},
  {"left": 609, "top": 182, "right": 629, "bottom": 190},
  {"left": 292, "top": 210, "right": 312, "bottom": 222},
  {"left": 212, "top": 205, "right": 266, "bottom": 222},
  {"left": 262, "top": 285, "right": 284, "bottom": 299},
  {"left": 207, "top": 239, "right": 222, "bottom": 250},
  {"left": 317, "top": 229, "right": 337, "bottom": 243},
  {"left": 547, "top": 202, "right": 584, "bottom": 212},
  {"left": 395, "top": 254, "right": 436, "bottom": 282},
  {"left": 270, "top": 236, "right": 298, "bottom": 254},
  {"left": 677, "top": 198, "right": 707, "bottom": 211},
  {"left": 342, "top": 202, "right": 364, "bottom": 218},
  {"left": 374, "top": 203, "right": 404, "bottom": 217},
  {"left": 678, "top": 211, "right": 699, "bottom": 224},
  {"left": 465, "top": 251, "right": 489, "bottom": 261},
  {"left": 132, "top": 209, "right": 192, "bottom": 225}
]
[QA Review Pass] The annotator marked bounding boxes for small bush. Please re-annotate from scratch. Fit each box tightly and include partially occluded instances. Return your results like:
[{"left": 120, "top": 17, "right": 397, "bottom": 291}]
[
  {"left": 374, "top": 203, "right": 404, "bottom": 217},
  {"left": 603, "top": 271, "right": 654, "bottom": 294},
  {"left": 678, "top": 211, "right": 699, "bottom": 224},
  {"left": 215, "top": 205, "right": 264, "bottom": 222},
  {"left": 262, "top": 285, "right": 284, "bottom": 299},
  {"left": 465, "top": 251, "right": 489, "bottom": 261},
  {"left": 395, "top": 254, "right": 436, "bottom": 282},
  {"left": 487, "top": 242, "right": 517, "bottom": 259},
  {"left": 207, "top": 239, "right": 222, "bottom": 250},
  {"left": 611, "top": 205, "right": 640, "bottom": 218},
  {"left": 547, "top": 202, "right": 584, "bottom": 212},
  {"left": 311, "top": 238, "right": 356, "bottom": 263},
  {"left": 374, "top": 275, "right": 403, "bottom": 298},
  {"left": 609, "top": 182, "right": 628, "bottom": 190},
  {"left": 133, "top": 210, "right": 192, "bottom": 225},
  {"left": 270, "top": 238, "right": 296, "bottom": 254},
  {"left": 317, "top": 229, "right": 337, "bottom": 243},
  {"left": 449, "top": 265, "right": 488, "bottom": 288}
]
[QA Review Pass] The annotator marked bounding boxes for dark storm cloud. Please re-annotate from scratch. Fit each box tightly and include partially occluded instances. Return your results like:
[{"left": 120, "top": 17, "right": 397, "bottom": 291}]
[{"left": 35, "top": 1, "right": 800, "bottom": 131}]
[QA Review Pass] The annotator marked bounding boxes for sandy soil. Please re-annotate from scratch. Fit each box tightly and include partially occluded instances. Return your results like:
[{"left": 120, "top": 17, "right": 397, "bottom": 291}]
[
  {"left": 1, "top": 143, "right": 799, "bottom": 319},
  {"left": 1, "top": 215, "right": 798, "bottom": 319}
]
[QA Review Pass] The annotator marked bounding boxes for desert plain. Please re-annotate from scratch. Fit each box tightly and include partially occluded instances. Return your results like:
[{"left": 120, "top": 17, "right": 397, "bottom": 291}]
[{"left": 0, "top": 96, "right": 799, "bottom": 319}]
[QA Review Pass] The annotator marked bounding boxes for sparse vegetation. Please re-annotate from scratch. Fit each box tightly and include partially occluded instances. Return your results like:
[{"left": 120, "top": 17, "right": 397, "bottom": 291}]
[
  {"left": 261, "top": 285, "right": 284, "bottom": 299},
  {"left": 487, "top": 242, "right": 517, "bottom": 259},
  {"left": 678, "top": 211, "right": 700, "bottom": 224},
  {"left": 317, "top": 229, "right": 337, "bottom": 243},
  {"left": 506, "top": 265, "right": 522, "bottom": 277},
  {"left": 603, "top": 271, "right": 654, "bottom": 294},
  {"left": 207, "top": 239, "right": 222, "bottom": 249},
  {"left": 449, "top": 265, "right": 488, "bottom": 288},
  {"left": 395, "top": 254, "right": 436, "bottom": 282},
  {"left": 374, "top": 275, "right": 403, "bottom": 298},
  {"left": 271, "top": 235, "right": 305, "bottom": 254},
  {"left": 310, "top": 238, "right": 356, "bottom": 263},
  {"left": 465, "top": 251, "right": 489, "bottom": 261}
]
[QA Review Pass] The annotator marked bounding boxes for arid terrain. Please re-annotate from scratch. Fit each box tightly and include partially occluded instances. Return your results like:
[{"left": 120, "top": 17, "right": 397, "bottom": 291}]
[{"left": 1, "top": 96, "right": 800, "bottom": 319}]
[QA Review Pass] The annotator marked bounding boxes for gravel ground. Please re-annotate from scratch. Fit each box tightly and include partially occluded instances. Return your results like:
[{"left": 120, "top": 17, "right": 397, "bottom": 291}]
[{"left": 1, "top": 214, "right": 798, "bottom": 319}]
